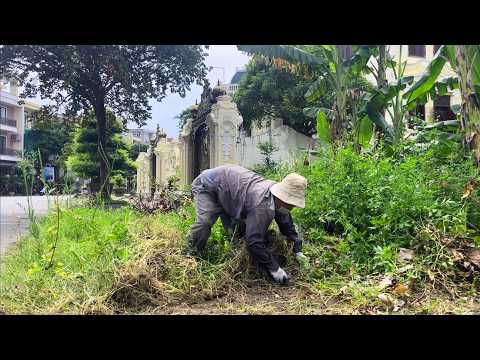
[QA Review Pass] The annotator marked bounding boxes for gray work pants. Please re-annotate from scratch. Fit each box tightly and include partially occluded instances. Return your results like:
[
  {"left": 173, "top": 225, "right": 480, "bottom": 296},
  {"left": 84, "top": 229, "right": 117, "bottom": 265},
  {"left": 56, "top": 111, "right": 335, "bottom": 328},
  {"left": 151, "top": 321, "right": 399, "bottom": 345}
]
[{"left": 188, "top": 176, "right": 237, "bottom": 253}]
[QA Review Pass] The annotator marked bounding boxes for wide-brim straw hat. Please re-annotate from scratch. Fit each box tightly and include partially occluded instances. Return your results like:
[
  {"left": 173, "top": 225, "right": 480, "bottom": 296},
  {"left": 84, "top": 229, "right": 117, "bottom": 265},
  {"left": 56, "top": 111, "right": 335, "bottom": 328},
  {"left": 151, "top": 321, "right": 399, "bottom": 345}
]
[{"left": 270, "top": 173, "right": 307, "bottom": 208}]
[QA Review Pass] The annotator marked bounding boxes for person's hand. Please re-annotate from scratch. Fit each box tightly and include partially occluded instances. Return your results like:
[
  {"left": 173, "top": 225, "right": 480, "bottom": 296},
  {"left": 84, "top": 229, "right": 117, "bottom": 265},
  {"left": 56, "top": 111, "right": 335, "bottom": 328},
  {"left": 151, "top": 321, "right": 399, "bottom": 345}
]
[{"left": 270, "top": 267, "right": 289, "bottom": 284}]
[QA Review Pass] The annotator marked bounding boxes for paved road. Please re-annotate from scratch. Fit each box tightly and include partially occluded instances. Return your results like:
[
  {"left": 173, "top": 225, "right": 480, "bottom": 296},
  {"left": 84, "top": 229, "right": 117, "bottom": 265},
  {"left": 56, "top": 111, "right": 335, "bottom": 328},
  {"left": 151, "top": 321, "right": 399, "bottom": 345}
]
[{"left": 0, "top": 196, "right": 73, "bottom": 256}]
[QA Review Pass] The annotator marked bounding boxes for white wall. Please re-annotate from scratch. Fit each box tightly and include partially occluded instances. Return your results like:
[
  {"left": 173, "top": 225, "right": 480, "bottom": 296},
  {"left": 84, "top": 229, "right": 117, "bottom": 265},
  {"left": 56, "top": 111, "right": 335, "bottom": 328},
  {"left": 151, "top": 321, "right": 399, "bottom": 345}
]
[{"left": 237, "top": 119, "right": 315, "bottom": 169}]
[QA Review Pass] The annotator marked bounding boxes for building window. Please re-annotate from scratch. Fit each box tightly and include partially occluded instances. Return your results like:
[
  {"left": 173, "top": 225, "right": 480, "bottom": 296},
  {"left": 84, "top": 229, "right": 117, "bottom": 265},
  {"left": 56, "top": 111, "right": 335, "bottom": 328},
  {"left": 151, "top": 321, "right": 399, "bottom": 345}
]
[
  {"left": 433, "top": 45, "right": 442, "bottom": 54},
  {"left": 0, "top": 135, "right": 6, "bottom": 153},
  {"left": 434, "top": 95, "right": 456, "bottom": 122},
  {"left": 408, "top": 45, "right": 426, "bottom": 58},
  {"left": 24, "top": 111, "right": 34, "bottom": 129},
  {"left": 0, "top": 106, "right": 7, "bottom": 119}
]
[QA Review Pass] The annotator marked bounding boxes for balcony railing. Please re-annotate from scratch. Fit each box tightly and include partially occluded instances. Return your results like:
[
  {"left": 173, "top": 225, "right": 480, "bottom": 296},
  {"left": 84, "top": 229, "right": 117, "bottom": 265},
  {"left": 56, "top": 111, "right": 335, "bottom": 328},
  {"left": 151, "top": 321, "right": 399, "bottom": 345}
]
[
  {"left": 0, "top": 117, "right": 17, "bottom": 127},
  {"left": 0, "top": 147, "right": 20, "bottom": 156}
]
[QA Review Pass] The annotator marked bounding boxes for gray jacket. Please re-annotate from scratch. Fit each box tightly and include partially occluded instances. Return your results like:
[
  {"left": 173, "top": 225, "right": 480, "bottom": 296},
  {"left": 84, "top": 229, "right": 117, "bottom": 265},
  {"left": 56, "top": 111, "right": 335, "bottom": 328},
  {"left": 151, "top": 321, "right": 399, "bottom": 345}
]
[{"left": 200, "top": 165, "right": 302, "bottom": 253}]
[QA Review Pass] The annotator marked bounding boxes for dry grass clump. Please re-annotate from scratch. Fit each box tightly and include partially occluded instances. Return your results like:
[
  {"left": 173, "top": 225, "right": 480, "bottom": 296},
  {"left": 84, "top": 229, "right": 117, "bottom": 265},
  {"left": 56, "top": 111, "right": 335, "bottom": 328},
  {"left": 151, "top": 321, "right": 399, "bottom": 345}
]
[
  {"left": 109, "top": 210, "right": 297, "bottom": 312},
  {"left": 110, "top": 213, "right": 250, "bottom": 311}
]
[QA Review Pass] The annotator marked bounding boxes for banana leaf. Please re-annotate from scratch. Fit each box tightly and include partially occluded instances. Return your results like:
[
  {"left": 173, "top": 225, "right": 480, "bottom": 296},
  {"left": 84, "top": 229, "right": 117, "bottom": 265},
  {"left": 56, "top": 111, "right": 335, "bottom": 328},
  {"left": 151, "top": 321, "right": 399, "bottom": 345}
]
[
  {"left": 451, "top": 104, "right": 462, "bottom": 114},
  {"left": 405, "top": 76, "right": 459, "bottom": 110},
  {"left": 237, "top": 45, "right": 325, "bottom": 67},
  {"left": 423, "top": 120, "right": 460, "bottom": 132},
  {"left": 435, "top": 76, "right": 459, "bottom": 95},
  {"left": 303, "top": 107, "right": 333, "bottom": 119},
  {"left": 403, "top": 45, "right": 453, "bottom": 105},
  {"left": 416, "top": 130, "right": 462, "bottom": 143},
  {"left": 305, "top": 76, "right": 328, "bottom": 102},
  {"left": 303, "top": 107, "right": 319, "bottom": 118},
  {"left": 316, "top": 111, "right": 331, "bottom": 144},
  {"left": 342, "top": 45, "right": 378, "bottom": 73},
  {"left": 466, "top": 45, "right": 480, "bottom": 87},
  {"left": 363, "top": 105, "right": 394, "bottom": 140},
  {"left": 367, "top": 76, "right": 414, "bottom": 110},
  {"left": 361, "top": 76, "right": 413, "bottom": 139},
  {"left": 358, "top": 115, "right": 374, "bottom": 148},
  {"left": 365, "top": 76, "right": 413, "bottom": 115}
]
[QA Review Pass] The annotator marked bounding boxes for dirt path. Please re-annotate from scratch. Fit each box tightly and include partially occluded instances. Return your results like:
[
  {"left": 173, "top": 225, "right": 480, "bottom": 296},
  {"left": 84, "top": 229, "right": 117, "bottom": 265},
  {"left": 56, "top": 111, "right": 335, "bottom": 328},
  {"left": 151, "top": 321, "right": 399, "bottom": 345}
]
[
  {"left": 138, "top": 278, "right": 480, "bottom": 315},
  {"left": 148, "top": 281, "right": 324, "bottom": 315}
]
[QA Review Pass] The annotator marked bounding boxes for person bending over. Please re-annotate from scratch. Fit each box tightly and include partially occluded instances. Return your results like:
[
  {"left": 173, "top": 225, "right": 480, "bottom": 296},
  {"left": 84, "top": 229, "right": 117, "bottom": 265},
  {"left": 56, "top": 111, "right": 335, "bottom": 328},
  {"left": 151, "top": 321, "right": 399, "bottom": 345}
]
[{"left": 184, "top": 164, "right": 308, "bottom": 284}]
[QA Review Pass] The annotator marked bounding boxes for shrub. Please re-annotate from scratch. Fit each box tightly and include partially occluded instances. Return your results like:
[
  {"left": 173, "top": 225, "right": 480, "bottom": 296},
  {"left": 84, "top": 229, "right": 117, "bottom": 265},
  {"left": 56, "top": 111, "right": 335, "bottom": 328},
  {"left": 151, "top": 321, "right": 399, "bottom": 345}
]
[
  {"left": 110, "top": 174, "right": 127, "bottom": 195},
  {"left": 253, "top": 141, "right": 279, "bottom": 174},
  {"left": 266, "top": 138, "right": 479, "bottom": 277}
]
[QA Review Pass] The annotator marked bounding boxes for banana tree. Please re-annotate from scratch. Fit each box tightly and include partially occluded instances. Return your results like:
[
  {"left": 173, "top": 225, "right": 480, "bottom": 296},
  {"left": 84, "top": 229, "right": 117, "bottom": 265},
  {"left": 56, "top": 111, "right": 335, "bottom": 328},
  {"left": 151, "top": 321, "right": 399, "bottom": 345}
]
[
  {"left": 346, "top": 45, "right": 450, "bottom": 144},
  {"left": 359, "top": 45, "right": 419, "bottom": 144},
  {"left": 237, "top": 45, "right": 374, "bottom": 148},
  {"left": 403, "top": 45, "right": 480, "bottom": 164},
  {"left": 356, "top": 45, "right": 390, "bottom": 143}
]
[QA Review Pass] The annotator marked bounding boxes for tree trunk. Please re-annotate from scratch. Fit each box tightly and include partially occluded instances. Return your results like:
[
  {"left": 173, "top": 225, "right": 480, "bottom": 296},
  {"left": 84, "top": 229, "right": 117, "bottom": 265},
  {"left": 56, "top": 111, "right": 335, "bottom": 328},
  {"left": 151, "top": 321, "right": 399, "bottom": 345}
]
[
  {"left": 372, "top": 45, "right": 387, "bottom": 145},
  {"left": 455, "top": 45, "right": 480, "bottom": 166},
  {"left": 456, "top": 46, "right": 469, "bottom": 137},
  {"left": 377, "top": 45, "right": 387, "bottom": 119},
  {"left": 94, "top": 99, "right": 109, "bottom": 200}
]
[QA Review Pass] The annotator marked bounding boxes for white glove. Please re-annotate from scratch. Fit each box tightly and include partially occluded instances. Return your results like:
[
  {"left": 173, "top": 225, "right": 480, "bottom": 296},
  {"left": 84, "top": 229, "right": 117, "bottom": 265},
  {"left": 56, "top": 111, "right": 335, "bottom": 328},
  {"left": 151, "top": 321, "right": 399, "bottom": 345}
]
[{"left": 270, "top": 267, "right": 289, "bottom": 284}]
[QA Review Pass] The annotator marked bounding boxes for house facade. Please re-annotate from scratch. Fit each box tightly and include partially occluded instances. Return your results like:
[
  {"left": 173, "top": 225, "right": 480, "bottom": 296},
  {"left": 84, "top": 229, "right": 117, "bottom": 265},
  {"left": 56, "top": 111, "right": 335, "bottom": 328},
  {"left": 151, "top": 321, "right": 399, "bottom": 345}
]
[{"left": 0, "top": 78, "right": 41, "bottom": 172}]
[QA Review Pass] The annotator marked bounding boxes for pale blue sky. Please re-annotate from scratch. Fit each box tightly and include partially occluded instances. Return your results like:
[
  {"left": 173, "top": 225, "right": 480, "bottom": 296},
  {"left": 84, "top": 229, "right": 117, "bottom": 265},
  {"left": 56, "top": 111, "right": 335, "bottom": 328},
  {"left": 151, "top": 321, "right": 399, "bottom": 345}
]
[{"left": 127, "top": 45, "right": 251, "bottom": 138}]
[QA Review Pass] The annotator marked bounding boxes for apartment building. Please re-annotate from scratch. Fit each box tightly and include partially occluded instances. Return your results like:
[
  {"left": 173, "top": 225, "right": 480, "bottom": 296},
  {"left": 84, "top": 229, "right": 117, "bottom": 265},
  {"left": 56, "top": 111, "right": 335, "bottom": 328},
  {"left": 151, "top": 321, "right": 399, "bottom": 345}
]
[
  {"left": 216, "top": 67, "right": 247, "bottom": 97},
  {"left": 0, "top": 78, "right": 40, "bottom": 171},
  {"left": 226, "top": 67, "right": 247, "bottom": 96},
  {"left": 124, "top": 128, "right": 156, "bottom": 145}
]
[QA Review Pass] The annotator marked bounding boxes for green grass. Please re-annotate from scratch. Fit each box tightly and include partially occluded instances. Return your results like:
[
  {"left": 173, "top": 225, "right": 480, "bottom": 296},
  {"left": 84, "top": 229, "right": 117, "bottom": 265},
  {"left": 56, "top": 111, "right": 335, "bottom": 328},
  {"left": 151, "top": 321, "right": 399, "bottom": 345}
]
[
  {"left": 0, "top": 206, "right": 139, "bottom": 314},
  {"left": 1, "top": 136, "right": 479, "bottom": 314},
  {"left": 0, "top": 201, "right": 249, "bottom": 314},
  {"left": 1, "top": 199, "right": 478, "bottom": 314}
]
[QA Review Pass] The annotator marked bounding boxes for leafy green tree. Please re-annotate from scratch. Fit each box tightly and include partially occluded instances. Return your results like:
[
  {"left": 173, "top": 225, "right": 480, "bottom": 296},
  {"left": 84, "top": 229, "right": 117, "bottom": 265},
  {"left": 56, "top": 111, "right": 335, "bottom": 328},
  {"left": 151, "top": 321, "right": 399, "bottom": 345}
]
[
  {"left": 0, "top": 45, "right": 209, "bottom": 198},
  {"left": 66, "top": 110, "right": 135, "bottom": 194},
  {"left": 175, "top": 106, "right": 198, "bottom": 130},
  {"left": 234, "top": 59, "right": 324, "bottom": 136},
  {"left": 24, "top": 110, "right": 77, "bottom": 173},
  {"left": 258, "top": 141, "right": 279, "bottom": 171},
  {"left": 128, "top": 143, "right": 149, "bottom": 162}
]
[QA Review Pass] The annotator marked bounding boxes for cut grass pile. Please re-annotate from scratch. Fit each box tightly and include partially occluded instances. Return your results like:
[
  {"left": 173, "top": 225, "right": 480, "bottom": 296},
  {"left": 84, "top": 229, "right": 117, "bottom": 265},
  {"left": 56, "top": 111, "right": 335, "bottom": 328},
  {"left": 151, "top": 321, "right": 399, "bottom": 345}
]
[{"left": 110, "top": 204, "right": 249, "bottom": 311}]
